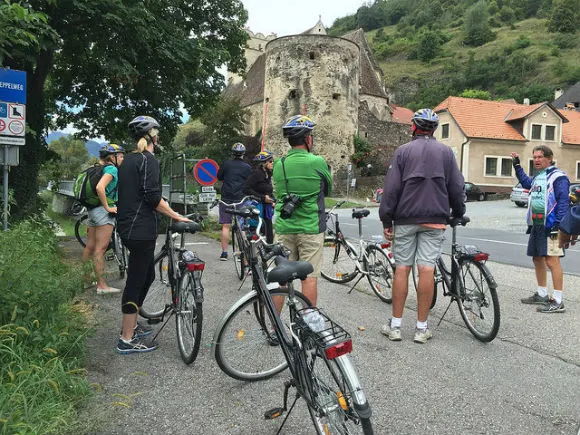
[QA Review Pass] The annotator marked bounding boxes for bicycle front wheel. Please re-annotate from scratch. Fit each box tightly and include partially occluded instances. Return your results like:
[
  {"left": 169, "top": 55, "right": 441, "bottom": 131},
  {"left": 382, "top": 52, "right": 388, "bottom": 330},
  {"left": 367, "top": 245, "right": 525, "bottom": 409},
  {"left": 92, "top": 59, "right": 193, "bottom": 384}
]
[
  {"left": 74, "top": 215, "right": 89, "bottom": 248},
  {"left": 363, "top": 245, "right": 394, "bottom": 303},
  {"left": 176, "top": 271, "right": 203, "bottom": 364},
  {"left": 321, "top": 237, "right": 358, "bottom": 284},
  {"left": 139, "top": 251, "right": 171, "bottom": 319},
  {"left": 456, "top": 260, "right": 500, "bottom": 342},
  {"left": 307, "top": 351, "right": 374, "bottom": 434},
  {"left": 213, "top": 288, "right": 312, "bottom": 381},
  {"left": 231, "top": 226, "right": 246, "bottom": 280}
]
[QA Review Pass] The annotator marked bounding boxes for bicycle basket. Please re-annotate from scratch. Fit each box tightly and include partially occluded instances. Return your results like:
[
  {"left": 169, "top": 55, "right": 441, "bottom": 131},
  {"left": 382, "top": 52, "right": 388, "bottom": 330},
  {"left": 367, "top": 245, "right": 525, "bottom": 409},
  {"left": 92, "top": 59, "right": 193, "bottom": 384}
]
[{"left": 295, "top": 307, "right": 352, "bottom": 357}]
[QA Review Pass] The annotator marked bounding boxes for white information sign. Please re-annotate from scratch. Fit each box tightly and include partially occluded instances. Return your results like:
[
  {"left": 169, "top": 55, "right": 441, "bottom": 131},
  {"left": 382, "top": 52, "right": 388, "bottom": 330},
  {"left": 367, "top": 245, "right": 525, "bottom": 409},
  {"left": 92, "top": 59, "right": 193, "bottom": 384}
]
[
  {"left": 199, "top": 192, "right": 217, "bottom": 202},
  {"left": 201, "top": 186, "right": 215, "bottom": 193},
  {"left": 0, "top": 101, "right": 26, "bottom": 145}
]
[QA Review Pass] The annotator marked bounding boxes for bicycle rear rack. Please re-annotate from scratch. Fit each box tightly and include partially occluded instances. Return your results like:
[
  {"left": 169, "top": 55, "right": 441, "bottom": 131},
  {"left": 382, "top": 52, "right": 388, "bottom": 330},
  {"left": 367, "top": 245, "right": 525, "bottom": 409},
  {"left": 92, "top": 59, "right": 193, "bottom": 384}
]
[{"left": 295, "top": 308, "right": 351, "bottom": 350}]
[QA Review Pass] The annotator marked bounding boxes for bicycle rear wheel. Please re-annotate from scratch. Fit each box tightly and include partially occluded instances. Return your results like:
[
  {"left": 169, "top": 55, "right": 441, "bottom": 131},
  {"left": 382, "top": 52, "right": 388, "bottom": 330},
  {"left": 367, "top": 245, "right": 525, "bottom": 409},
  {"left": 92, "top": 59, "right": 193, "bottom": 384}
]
[
  {"left": 112, "top": 229, "right": 128, "bottom": 279},
  {"left": 213, "top": 288, "right": 311, "bottom": 381},
  {"left": 176, "top": 271, "right": 203, "bottom": 364},
  {"left": 321, "top": 237, "right": 358, "bottom": 284},
  {"left": 231, "top": 225, "right": 246, "bottom": 280},
  {"left": 456, "top": 260, "right": 500, "bottom": 342},
  {"left": 139, "top": 251, "right": 171, "bottom": 319},
  {"left": 363, "top": 245, "right": 394, "bottom": 303},
  {"left": 75, "top": 215, "right": 89, "bottom": 248},
  {"left": 307, "top": 350, "right": 374, "bottom": 434}
]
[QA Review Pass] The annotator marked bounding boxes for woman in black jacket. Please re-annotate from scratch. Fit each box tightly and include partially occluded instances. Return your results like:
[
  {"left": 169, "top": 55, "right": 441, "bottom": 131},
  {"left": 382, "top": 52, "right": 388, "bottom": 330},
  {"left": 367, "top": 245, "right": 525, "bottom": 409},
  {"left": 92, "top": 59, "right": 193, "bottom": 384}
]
[
  {"left": 116, "top": 115, "right": 191, "bottom": 354},
  {"left": 244, "top": 150, "right": 275, "bottom": 243}
]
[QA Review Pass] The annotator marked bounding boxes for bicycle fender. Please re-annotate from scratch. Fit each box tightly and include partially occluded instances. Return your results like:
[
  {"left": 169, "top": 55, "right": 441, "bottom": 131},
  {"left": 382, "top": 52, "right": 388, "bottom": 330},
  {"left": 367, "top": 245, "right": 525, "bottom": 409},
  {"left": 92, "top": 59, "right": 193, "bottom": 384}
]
[
  {"left": 478, "top": 263, "right": 498, "bottom": 290},
  {"left": 335, "top": 354, "right": 369, "bottom": 408}
]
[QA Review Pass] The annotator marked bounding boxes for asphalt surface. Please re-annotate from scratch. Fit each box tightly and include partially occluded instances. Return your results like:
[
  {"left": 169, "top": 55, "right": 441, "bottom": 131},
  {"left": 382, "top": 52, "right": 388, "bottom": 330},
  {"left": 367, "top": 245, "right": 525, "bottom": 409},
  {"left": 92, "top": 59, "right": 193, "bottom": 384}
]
[{"left": 77, "top": 207, "right": 580, "bottom": 435}]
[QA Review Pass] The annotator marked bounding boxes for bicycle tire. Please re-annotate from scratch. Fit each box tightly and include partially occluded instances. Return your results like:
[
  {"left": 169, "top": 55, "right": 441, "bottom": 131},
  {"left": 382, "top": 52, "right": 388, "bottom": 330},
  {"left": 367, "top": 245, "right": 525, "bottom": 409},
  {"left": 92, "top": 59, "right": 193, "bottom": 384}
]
[
  {"left": 307, "top": 350, "right": 374, "bottom": 434},
  {"left": 176, "top": 271, "right": 203, "bottom": 364},
  {"left": 213, "top": 288, "right": 312, "bottom": 382},
  {"left": 231, "top": 225, "right": 246, "bottom": 280},
  {"left": 363, "top": 245, "right": 394, "bottom": 303},
  {"left": 75, "top": 215, "right": 89, "bottom": 248},
  {"left": 456, "top": 260, "right": 500, "bottom": 342},
  {"left": 112, "top": 229, "right": 128, "bottom": 279},
  {"left": 139, "top": 251, "right": 171, "bottom": 319},
  {"left": 411, "top": 261, "right": 438, "bottom": 310},
  {"left": 321, "top": 237, "right": 358, "bottom": 284}
]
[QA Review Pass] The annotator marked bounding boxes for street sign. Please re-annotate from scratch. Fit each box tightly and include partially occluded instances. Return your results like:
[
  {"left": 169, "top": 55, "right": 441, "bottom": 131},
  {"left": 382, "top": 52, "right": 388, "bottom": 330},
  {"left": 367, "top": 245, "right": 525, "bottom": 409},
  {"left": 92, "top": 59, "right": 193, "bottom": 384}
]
[
  {"left": 198, "top": 192, "right": 217, "bottom": 202},
  {"left": 193, "top": 159, "right": 219, "bottom": 186},
  {"left": 201, "top": 186, "right": 215, "bottom": 193},
  {"left": 0, "top": 146, "right": 18, "bottom": 166},
  {"left": 0, "top": 69, "right": 26, "bottom": 104}
]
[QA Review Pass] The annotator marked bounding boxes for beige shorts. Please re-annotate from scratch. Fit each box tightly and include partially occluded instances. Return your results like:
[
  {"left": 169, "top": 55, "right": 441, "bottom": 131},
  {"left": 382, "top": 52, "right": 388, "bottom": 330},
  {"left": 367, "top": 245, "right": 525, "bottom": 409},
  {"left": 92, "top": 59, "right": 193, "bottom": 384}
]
[{"left": 275, "top": 232, "right": 325, "bottom": 278}]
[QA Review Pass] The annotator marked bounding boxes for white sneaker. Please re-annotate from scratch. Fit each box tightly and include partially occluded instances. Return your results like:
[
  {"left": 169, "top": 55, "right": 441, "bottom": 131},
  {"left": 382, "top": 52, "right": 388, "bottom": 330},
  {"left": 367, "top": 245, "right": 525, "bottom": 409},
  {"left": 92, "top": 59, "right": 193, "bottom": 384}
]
[
  {"left": 96, "top": 286, "right": 122, "bottom": 295},
  {"left": 380, "top": 321, "right": 402, "bottom": 341},
  {"left": 413, "top": 328, "right": 433, "bottom": 344}
]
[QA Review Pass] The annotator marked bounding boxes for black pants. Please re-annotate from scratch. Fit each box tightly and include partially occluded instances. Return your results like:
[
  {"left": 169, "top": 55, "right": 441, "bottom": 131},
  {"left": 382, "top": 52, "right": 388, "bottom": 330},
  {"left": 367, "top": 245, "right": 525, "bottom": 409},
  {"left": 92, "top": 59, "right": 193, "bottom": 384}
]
[
  {"left": 121, "top": 239, "right": 156, "bottom": 313},
  {"left": 262, "top": 217, "right": 274, "bottom": 244}
]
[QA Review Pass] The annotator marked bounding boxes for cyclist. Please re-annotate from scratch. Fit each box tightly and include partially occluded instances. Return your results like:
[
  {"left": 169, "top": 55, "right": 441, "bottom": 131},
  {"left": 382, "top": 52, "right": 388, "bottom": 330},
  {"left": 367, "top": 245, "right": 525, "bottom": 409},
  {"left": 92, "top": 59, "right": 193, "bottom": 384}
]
[
  {"left": 217, "top": 143, "right": 252, "bottom": 260},
  {"left": 116, "top": 115, "right": 191, "bottom": 354},
  {"left": 82, "top": 144, "right": 125, "bottom": 295},
  {"left": 379, "top": 108, "right": 465, "bottom": 343},
  {"left": 243, "top": 150, "right": 275, "bottom": 243},
  {"left": 511, "top": 147, "right": 569, "bottom": 313},
  {"left": 272, "top": 115, "right": 332, "bottom": 307}
]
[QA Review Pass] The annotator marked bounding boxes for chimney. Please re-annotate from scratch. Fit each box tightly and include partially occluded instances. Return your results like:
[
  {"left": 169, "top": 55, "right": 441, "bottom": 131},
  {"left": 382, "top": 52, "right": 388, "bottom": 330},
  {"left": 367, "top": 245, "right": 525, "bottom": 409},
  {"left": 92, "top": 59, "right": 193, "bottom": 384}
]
[
  {"left": 523, "top": 98, "right": 530, "bottom": 105},
  {"left": 555, "top": 88, "right": 563, "bottom": 100},
  {"left": 566, "top": 102, "right": 575, "bottom": 110}
]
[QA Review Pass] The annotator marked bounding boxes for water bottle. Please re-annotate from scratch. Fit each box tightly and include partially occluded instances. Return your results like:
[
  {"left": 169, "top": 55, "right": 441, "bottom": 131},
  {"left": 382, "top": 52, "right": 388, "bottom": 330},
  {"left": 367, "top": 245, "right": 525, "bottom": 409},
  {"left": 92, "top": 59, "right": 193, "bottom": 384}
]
[{"left": 303, "top": 309, "right": 325, "bottom": 333}]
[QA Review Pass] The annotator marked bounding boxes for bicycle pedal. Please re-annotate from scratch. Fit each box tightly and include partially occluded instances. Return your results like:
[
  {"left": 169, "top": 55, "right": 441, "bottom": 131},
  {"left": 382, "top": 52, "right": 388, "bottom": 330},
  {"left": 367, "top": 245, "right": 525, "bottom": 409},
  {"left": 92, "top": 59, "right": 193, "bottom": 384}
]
[{"left": 264, "top": 407, "right": 285, "bottom": 420}]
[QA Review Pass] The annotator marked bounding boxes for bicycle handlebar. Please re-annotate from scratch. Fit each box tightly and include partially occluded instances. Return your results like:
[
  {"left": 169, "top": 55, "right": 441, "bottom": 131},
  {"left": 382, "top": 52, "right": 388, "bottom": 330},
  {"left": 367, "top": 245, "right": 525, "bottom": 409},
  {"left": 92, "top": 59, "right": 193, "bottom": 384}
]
[
  {"left": 325, "top": 200, "right": 346, "bottom": 215},
  {"left": 209, "top": 195, "right": 259, "bottom": 209}
]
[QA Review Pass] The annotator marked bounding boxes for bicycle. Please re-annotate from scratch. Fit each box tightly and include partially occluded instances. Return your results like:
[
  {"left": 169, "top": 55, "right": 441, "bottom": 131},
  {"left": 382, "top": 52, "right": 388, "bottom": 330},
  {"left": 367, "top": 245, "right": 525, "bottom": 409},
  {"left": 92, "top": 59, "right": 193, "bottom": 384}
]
[
  {"left": 322, "top": 200, "right": 395, "bottom": 303},
  {"left": 213, "top": 206, "right": 373, "bottom": 434},
  {"left": 211, "top": 195, "right": 258, "bottom": 280},
  {"left": 411, "top": 216, "right": 500, "bottom": 342},
  {"left": 74, "top": 211, "right": 128, "bottom": 279},
  {"left": 138, "top": 215, "right": 205, "bottom": 364}
]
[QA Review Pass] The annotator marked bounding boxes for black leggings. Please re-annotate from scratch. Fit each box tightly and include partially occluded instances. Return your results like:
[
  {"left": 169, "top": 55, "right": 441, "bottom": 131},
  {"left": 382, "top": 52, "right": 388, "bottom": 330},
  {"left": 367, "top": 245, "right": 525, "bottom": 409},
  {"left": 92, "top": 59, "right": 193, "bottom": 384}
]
[{"left": 121, "top": 239, "right": 156, "bottom": 314}]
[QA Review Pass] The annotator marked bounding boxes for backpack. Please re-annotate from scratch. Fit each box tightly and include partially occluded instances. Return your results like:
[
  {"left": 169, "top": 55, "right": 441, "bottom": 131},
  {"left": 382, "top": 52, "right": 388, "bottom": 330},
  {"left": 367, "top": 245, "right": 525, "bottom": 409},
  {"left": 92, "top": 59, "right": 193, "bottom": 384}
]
[{"left": 73, "top": 164, "right": 111, "bottom": 209}]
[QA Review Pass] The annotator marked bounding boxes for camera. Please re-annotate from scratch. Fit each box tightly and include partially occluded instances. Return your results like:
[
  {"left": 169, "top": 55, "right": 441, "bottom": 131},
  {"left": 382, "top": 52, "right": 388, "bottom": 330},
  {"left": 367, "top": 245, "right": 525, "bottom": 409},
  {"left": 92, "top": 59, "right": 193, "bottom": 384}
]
[{"left": 280, "top": 193, "right": 302, "bottom": 219}]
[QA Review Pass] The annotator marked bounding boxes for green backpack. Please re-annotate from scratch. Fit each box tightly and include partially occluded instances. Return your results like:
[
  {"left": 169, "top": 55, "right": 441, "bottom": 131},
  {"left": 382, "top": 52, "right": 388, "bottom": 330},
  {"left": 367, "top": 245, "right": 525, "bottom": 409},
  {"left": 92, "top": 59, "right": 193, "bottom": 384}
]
[{"left": 73, "top": 164, "right": 111, "bottom": 209}]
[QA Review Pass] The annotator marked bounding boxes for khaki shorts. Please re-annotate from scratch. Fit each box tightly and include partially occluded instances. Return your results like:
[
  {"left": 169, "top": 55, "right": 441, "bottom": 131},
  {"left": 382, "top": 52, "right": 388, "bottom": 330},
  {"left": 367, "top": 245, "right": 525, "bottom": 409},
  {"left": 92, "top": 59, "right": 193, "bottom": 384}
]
[
  {"left": 393, "top": 224, "right": 445, "bottom": 267},
  {"left": 276, "top": 232, "right": 325, "bottom": 278}
]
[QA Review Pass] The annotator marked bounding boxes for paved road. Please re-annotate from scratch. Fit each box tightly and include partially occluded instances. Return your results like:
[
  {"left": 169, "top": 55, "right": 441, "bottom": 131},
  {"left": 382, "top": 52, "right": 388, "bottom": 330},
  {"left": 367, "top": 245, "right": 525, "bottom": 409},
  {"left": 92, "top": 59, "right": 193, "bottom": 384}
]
[{"left": 81, "top": 217, "right": 580, "bottom": 434}]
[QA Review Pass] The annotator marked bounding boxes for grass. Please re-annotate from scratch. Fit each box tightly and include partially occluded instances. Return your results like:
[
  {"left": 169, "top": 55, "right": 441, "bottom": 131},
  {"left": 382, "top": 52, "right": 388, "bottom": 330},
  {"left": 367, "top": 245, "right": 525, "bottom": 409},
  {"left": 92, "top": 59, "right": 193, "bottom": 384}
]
[{"left": 39, "top": 191, "right": 78, "bottom": 238}]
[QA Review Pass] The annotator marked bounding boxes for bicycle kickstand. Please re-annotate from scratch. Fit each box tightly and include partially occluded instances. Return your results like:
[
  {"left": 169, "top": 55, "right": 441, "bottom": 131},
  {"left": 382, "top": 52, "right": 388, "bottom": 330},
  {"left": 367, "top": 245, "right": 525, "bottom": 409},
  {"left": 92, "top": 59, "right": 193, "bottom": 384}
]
[
  {"left": 435, "top": 300, "right": 454, "bottom": 329},
  {"left": 264, "top": 380, "right": 299, "bottom": 434},
  {"left": 347, "top": 274, "right": 365, "bottom": 294}
]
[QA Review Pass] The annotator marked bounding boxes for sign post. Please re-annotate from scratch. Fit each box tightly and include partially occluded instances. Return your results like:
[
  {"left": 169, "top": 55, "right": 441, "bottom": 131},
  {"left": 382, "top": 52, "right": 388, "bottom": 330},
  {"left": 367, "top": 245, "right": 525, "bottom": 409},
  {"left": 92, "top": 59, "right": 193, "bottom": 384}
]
[{"left": 0, "top": 68, "right": 27, "bottom": 230}]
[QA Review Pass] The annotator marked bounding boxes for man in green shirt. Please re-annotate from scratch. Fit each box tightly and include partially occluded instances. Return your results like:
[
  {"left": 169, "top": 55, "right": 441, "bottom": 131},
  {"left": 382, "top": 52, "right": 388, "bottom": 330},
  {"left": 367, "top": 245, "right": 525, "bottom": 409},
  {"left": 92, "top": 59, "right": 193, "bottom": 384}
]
[{"left": 273, "top": 115, "right": 332, "bottom": 306}]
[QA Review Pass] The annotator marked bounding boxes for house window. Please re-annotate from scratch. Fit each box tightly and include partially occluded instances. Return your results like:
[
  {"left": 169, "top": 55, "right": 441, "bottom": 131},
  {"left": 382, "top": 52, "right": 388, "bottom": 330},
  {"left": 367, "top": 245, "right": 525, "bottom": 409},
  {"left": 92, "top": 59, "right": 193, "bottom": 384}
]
[
  {"left": 485, "top": 156, "right": 513, "bottom": 177},
  {"left": 545, "top": 125, "right": 555, "bottom": 141},
  {"left": 576, "top": 161, "right": 580, "bottom": 180},
  {"left": 500, "top": 158, "right": 512, "bottom": 176},
  {"left": 531, "top": 124, "right": 542, "bottom": 140},
  {"left": 485, "top": 157, "right": 497, "bottom": 176},
  {"left": 441, "top": 123, "right": 449, "bottom": 139}
]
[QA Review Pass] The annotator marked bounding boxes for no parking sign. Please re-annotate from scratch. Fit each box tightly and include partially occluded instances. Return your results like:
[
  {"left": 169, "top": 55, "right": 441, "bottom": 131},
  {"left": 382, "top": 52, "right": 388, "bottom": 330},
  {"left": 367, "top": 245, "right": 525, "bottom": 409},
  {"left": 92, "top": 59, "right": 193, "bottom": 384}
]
[{"left": 193, "top": 159, "right": 219, "bottom": 186}]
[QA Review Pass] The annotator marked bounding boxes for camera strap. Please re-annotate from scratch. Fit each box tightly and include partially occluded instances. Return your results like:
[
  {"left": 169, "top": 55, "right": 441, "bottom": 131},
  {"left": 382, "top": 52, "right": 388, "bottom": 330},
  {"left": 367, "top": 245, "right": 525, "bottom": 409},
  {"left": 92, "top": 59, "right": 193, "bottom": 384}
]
[{"left": 281, "top": 157, "right": 291, "bottom": 195}]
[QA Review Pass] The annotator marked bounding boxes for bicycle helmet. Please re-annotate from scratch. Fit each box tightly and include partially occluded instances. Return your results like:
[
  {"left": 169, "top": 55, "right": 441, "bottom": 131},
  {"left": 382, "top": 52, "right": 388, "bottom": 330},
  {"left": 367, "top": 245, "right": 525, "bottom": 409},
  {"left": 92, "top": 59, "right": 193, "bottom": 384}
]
[
  {"left": 231, "top": 143, "right": 246, "bottom": 156},
  {"left": 128, "top": 115, "right": 160, "bottom": 139},
  {"left": 253, "top": 150, "right": 274, "bottom": 162},
  {"left": 411, "top": 108, "right": 439, "bottom": 131},
  {"left": 99, "top": 143, "right": 125, "bottom": 158},
  {"left": 282, "top": 115, "right": 316, "bottom": 138}
]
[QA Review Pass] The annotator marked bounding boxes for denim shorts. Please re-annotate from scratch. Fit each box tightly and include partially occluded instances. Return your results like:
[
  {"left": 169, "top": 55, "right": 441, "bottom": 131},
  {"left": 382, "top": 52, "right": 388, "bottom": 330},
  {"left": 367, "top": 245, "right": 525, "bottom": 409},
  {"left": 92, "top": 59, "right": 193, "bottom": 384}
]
[
  {"left": 87, "top": 206, "right": 115, "bottom": 227},
  {"left": 393, "top": 224, "right": 445, "bottom": 267}
]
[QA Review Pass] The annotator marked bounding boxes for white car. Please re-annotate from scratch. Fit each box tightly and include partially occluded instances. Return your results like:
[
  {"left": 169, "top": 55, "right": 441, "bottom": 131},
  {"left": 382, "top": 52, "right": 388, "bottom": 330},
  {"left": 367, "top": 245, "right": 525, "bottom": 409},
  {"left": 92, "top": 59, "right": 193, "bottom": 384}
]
[{"left": 510, "top": 183, "right": 529, "bottom": 207}]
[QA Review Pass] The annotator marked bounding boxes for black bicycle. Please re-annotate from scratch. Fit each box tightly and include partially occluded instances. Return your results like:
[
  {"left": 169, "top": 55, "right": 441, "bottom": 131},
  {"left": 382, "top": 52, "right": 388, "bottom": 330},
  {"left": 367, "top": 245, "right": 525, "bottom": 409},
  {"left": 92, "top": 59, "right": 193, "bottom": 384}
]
[
  {"left": 213, "top": 205, "right": 373, "bottom": 434},
  {"left": 74, "top": 212, "right": 128, "bottom": 279},
  {"left": 412, "top": 216, "right": 500, "bottom": 342},
  {"left": 138, "top": 215, "right": 205, "bottom": 364}
]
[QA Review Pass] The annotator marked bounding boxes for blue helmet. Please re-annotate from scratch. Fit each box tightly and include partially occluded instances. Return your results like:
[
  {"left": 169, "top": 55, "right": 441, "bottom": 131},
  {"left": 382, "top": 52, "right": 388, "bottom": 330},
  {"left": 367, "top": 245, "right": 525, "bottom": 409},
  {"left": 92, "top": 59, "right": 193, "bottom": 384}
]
[
  {"left": 411, "top": 108, "right": 439, "bottom": 131},
  {"left": 231, "top": 143, "right": 246, "bottom": 156},
  {"left": 99, "top": 143, "right": 125, "bottom": 158},
  {"left": 282, "top": 115, "right": 316, "bottom": 138},
  {"left": 253, "top": 150, "right": 274, "bottom": 162}
]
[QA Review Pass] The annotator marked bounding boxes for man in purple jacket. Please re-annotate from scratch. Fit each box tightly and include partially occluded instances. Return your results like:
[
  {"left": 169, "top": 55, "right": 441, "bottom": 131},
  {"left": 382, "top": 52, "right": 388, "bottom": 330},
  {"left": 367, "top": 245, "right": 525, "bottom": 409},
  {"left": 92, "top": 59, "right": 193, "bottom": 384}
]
[{"left": 379, "top": 108, "right": 465, "bottom": 343}]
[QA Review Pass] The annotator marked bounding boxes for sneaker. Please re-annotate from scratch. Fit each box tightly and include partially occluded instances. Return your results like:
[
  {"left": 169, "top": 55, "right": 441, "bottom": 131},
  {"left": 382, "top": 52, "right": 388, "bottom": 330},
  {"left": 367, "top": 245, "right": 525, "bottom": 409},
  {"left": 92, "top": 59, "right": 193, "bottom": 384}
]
[
  {"left": 537, "top": 299, "right": 565, "bottom": 313},
  {"left": 380, "top": 321, "right": 402, "bottom": 341},
  {"left": 413, "top": 328, "right": 433, "bottom": 344},
  {"left": 134, "top": 322, "right": 153, "bottom": 339},
  {"left": 116, "top": 336, "right": 158, "bottom": 354},
  {"left": 220, "top": 252, "right": 228, "bottom": 261},
  {"left": 96, "top": 286, "right": 122, "bottom": 295},
  {"left": 266, "top": 331, "right": 280, "bottom": 347},
  {"left": 521, "top": 293, "right": 549, "bottom": 305}
]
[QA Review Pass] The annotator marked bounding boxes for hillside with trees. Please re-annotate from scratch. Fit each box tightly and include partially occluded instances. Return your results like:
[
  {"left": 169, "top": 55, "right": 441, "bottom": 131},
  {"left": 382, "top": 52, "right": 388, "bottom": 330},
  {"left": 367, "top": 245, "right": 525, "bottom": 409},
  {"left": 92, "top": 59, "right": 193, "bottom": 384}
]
[{"left": 328, "top": 0, "right": 580, "bottom": 109}]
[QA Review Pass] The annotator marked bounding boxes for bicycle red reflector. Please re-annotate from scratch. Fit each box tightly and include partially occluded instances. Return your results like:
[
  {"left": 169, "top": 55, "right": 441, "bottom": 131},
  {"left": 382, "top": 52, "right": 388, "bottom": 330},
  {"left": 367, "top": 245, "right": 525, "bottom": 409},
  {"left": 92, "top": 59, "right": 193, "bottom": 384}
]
[
  {"left": 252, "top": 234, "right": 259, "bottom": 241},
  {"left": 324, "top": 339, "right": 352, "bottom": 359},
  {"left": 186, "top": 262, "right": 205, "bottom": 271},
  {"left": 381, "top": 242, "right": 391, "bottom": 249},
  {"left": 474, "top": 253, "right": 488, "bottom": 261}
]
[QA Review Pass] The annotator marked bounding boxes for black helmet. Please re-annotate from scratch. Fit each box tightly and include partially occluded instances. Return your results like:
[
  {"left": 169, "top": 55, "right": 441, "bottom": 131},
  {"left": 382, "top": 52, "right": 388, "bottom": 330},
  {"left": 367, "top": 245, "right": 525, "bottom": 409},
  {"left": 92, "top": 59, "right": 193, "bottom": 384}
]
[{"left": 128, "top": 116, "right": 160, "bottom": 139}]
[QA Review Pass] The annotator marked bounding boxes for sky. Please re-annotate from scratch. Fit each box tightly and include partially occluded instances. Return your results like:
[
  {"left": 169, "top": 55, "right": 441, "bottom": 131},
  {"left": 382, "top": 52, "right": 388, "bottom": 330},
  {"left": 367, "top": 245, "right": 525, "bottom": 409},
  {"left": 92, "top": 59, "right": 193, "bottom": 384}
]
[{"left": 241, "top": 0, "right": 366, "bottom": 36}]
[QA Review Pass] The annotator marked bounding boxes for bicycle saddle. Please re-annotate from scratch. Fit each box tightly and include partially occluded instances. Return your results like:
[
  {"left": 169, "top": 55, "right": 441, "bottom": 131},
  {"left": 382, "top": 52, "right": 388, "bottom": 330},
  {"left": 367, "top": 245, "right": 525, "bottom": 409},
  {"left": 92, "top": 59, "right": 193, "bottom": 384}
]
[
  {"left": 447, "top": 216, "right": 470, "bottom": 227},
  {"left": 352, "top": 209, "right": 370, "bottom": 219},
  {"left": 267, "top": 256, "right": 313, "bottom": 284},
  {"left": 170, "top": 221, "right": 200, "bottom": 234}
]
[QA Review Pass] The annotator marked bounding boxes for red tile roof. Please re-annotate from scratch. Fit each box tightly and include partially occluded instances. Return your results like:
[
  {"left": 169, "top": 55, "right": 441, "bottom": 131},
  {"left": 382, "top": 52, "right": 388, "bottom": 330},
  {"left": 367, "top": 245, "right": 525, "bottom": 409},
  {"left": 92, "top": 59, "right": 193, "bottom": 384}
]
[
  {"left": 389, "top": 104, "right": 413, "bottom": 125},
  {"left": 560, "top": 109, "right": 580, "bottom": 145}
]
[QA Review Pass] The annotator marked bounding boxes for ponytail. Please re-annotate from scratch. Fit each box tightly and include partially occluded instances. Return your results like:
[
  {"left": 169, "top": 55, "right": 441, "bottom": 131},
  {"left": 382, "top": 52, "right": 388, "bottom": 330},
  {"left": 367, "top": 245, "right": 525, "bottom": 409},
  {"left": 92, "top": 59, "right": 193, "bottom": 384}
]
[{"left": 136, "top": 137, "right": 148, "bottom": 152}]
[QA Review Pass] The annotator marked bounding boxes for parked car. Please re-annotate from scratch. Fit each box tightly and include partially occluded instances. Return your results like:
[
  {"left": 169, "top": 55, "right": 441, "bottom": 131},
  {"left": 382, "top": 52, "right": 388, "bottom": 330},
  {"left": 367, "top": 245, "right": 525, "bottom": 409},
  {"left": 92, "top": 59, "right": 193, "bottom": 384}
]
[
  {"left": 464, "top": 182, "right": 487, "bottom": 201},
  {"left": 510, "top": 183, "right": 529, "bottom": 207}
]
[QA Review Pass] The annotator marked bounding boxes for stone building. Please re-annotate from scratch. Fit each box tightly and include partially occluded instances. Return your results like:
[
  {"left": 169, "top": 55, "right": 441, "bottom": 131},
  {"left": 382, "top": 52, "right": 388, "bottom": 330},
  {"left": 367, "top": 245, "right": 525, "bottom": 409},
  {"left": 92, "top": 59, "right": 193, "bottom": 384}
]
[{"left": 223, "top": 19, "right": 410, "bottom": 177}]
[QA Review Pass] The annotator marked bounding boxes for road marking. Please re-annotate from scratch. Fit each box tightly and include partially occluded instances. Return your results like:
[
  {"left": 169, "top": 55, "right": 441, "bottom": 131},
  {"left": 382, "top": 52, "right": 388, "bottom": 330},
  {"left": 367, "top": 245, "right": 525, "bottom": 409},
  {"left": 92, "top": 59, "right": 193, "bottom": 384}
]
[
  {"left": 185, "top": 242, "right": 209, "bottom": 246},
  {"left": 465, "top": 237, "right": 580, "bottom": 253}
]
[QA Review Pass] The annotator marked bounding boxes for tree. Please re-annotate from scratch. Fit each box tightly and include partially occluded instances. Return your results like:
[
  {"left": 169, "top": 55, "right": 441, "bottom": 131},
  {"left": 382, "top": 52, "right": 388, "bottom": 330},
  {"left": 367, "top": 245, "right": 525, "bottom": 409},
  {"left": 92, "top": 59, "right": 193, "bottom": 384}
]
[
  {"left": 463, "top": 0, "right": 495, "bottom": 46},
  {"left": 459, "top": 89, "right": 491, "bottom": 99},
  {"left": 547, "top": 0, "right": 579, "bottom": 33},
  {"left": 1, "top": 0, "right": 248, "bottom": 219},
  {"left": 47, "top": 136, "right": 90, "bottom": 179}
]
